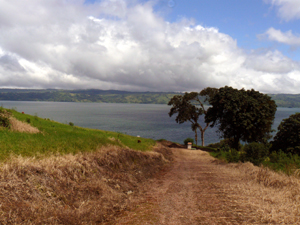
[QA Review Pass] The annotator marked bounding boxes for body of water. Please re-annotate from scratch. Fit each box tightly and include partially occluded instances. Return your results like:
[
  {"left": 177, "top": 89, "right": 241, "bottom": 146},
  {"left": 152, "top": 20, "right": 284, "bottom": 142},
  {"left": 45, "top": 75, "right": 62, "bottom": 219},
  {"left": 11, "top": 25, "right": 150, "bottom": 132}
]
[{"left": 0, "top": 101, "right": 299, "bottom": 145}]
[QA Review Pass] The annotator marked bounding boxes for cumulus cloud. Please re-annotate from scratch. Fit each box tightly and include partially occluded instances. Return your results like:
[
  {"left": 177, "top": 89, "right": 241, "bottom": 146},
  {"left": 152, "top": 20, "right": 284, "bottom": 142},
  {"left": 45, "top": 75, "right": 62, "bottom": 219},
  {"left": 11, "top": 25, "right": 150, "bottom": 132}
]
[
  {"left": 264, "top": 0, "right": 300, "bottom": 21},
  {"left": 260, "top": 27, "right": 300, "bottom": 46},
  {"left": 0, "top": 0, "right": 299, "bottom": 93}
]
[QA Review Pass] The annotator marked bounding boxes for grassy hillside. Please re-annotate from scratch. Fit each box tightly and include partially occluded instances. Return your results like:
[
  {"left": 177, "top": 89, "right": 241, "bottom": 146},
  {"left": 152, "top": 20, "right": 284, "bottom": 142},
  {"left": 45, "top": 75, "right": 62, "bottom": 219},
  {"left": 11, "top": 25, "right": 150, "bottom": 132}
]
[
  {"left": 0, "top": 109, "right": 171, "bottom": 224},
  {"left": 0, "top": 108, "right": 156, "bottom": 161}
]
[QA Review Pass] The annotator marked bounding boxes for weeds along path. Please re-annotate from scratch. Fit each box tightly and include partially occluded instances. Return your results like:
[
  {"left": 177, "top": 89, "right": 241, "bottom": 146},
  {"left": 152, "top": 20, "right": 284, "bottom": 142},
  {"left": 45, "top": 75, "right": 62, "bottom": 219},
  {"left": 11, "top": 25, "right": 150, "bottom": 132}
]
[{"left": 111, "top": 148, "right": 300, "bottom": 225}]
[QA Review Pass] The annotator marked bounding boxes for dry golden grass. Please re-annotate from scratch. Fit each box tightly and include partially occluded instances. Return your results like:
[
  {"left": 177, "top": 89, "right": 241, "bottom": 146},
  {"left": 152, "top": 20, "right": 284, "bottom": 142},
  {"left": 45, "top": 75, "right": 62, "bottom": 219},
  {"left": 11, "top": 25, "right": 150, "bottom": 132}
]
[
  {"left": 0, "top": 144, "right": 171, "bottom": 224},
  {"left": 219, "top": 161, "right": 300, "bottom": 224},
  {"left": 9, "top": 117, "right": 39, "bottom": 133}
]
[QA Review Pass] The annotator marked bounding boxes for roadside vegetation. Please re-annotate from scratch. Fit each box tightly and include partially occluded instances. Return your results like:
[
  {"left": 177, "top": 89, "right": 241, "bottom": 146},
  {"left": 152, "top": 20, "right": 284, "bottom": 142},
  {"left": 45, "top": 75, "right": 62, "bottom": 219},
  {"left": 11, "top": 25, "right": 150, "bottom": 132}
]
[
  {"left": 0, "top": 144, "right": 171, "bottom": 224},
  {"left": 203, "top": 110, "right": 300, "bottom": 176},
  {"left": 172, "top": 86, "right": 300, "bottom": 176},
  {"left": 0, "top": 107, "right": 172, "bottom": 224},
  {"left": 207, "top": 114, "right": 300, "bottom": 175}
]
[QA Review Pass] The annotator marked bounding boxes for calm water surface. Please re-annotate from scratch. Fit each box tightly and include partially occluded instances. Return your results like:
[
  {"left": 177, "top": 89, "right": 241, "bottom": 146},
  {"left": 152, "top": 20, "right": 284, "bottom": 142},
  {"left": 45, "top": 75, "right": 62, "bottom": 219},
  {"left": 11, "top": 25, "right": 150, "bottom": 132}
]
[{"left": 0, "top": 101, "right": 299, "bottom": 145}]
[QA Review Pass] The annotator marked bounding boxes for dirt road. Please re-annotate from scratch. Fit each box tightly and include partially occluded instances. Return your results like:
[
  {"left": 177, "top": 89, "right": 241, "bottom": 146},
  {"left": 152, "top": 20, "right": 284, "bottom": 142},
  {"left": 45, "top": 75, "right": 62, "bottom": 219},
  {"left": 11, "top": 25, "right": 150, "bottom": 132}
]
[{"left": 111, "top": 148, "right": 263, "bottom": 225}]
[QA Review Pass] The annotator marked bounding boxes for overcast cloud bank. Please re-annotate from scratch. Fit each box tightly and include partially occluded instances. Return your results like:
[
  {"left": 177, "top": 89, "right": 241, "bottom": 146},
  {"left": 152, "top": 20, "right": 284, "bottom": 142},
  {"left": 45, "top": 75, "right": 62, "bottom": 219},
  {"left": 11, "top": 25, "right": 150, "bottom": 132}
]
[{"left": 0, "top": 0, "right": 300, "bottom": 93}]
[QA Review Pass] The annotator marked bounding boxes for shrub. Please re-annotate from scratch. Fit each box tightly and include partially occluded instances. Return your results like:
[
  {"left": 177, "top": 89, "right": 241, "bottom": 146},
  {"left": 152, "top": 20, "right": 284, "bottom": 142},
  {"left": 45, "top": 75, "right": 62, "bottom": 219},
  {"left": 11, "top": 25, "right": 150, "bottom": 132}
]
[
  {"left": 0, "top": 115, "right": 10, "bottom": 128},
  {"left": 69, "top": 122, "right": 74, "bottom": 126},
  {"left": 184, "top": 138, "right": 194, "bottom": 146},
  {"left": 0, "top": 108, "right": 11, "bottom": 128},
  {"left": 220, "top": 144, "right": 231, "bottom": 152},
  {"left": 211, "top": 149, "right": 227, "bottom": 160},
  {"left": 210, "top": 147, "right": 241, "bottom": 163},
  {"left": 243, "top": 142, "right": 269, "bottom": 166},
  {"left": 264, "top": 150, "right": 300, "bottom": 174},
  {"left": 207, "top": 142, "right": 221, "bottom": 148},
  {"left": 26, "top": 118, "right": 31, "bottom": 124},
  {"left": 225, "top": 148, "right": 240, "bottom": 163},
  {"left": 208, "top": 138, "right": 242, "bottom": 150}
]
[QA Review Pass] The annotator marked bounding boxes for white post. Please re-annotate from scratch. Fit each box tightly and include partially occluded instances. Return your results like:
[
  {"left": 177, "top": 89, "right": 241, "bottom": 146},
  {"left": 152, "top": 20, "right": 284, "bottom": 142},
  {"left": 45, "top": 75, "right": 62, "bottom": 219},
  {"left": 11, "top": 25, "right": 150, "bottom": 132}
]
[{"left": 187, "top": 142, "right": 192, "bottom": 150}]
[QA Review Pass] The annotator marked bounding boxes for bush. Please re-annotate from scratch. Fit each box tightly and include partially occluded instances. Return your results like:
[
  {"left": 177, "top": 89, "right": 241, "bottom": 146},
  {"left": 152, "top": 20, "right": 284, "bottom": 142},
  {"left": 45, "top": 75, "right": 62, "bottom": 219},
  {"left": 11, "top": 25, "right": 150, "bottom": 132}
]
[
  {"left": 26, "top": 118, "right": 31, "bottom": 124},
  {"left": 0, "top": 108, "right": 11, "bottom": 128},
  {"left": 225, "top": 148, "right": 240, "bottom": 163},
  {"left": 184, "top": 138, "right": 194, "bottom": 146},
  {"left": 69, "top": 122, "right": 74, "bottom": 126},
  {"left": 243, "top": 142, "right": 269, "bottom": 166},
  {"left": 208, "top": 138, "right": 242, "bottom": 150},
  {"left": 220, "top": 144, "right": 231, "bottom": 152},
  {"left": 265, "top": 150, "right": 300, "bottom": 174},
  {"left": 210, "top": 147, "right": 241, "bottom": 163},
  {"left": 0, "top": 115, "right": 10, "bottom": 128},
  {"left": 207, "top": 142, "right": 221, "bottom": 148}
]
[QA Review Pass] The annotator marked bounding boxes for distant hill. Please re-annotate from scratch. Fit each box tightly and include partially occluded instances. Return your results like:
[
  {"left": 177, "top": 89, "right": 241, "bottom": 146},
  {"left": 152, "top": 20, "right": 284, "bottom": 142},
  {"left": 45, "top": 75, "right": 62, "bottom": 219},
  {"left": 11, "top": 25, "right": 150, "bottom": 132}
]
[
  {"left": 268, "top": 94, "right": 300, "bottom": 108},
  {"left": 0, "top": 89, "right": 299, "bottom": 107},
  {"left": 0, "top": 89, "right": 179, "bottom": 104}
]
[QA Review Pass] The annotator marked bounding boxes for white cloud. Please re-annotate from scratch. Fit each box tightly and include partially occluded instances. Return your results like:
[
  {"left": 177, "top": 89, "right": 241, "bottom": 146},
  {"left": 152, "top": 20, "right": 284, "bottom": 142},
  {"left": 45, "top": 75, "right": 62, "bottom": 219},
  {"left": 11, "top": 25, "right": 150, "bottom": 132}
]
[
  {"left": 260, "top": 27, "right": 300, "bottom": 45},
  {"left": 264, "top": 0, "right": 300, "bottom": 21},
  {"left": 244, "top": 49, "right": 299, "bottom": 73},
  {"left": 0, "top": 0, "right": 299, "bottom": 93}
]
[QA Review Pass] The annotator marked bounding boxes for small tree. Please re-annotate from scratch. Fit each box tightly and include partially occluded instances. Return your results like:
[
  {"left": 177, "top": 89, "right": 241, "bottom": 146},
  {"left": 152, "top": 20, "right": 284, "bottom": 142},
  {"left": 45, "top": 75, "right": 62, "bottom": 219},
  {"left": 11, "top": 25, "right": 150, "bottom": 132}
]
[
  {"left": 271, "top": 113, "right": 300, "bottom": 154},
  {"left": 184, "top": 138, "right": 194, "bottom": 146},
  {"left": 168, "top": 88, "right": 216, "bottom": 146},
  {"left": 205, "top": 86, "right": 277, "bottom": 150}
]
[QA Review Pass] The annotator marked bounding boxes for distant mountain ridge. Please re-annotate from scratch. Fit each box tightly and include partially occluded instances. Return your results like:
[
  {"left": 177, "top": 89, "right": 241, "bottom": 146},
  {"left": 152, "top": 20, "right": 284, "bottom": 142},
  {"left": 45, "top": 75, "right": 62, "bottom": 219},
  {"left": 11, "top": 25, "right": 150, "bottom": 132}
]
[
  {"left": 0, "top": 89, "right": 299, "bottom": 107},
  {"left": 0, "top": 89, "right": 179, "bottom": 104}
]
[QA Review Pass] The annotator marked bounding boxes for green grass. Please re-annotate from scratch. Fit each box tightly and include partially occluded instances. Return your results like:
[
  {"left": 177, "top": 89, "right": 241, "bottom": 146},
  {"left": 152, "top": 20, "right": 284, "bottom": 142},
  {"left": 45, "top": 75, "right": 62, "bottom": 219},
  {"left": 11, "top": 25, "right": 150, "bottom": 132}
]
[{"left": 0, "top": 108, "right": 156, "bottom": 161}]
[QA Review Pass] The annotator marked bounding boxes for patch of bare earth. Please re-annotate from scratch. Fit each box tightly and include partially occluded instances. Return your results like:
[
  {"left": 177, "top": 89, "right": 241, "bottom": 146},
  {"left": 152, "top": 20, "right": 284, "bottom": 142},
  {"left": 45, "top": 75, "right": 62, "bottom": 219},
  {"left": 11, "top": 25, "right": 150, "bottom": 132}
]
[
  {"left": 9, "top": 117, "right": 40, "bottom": 133},
  {"left": 111, "top": 148, "right": 300, "bottom": 225}
]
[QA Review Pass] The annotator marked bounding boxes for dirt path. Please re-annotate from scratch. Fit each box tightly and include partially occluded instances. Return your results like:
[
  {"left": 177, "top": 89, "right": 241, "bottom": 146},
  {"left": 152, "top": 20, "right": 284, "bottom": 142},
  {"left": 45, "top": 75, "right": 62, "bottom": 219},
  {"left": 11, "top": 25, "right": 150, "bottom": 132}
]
[{"left": 110, "top": 148, "right": 262, "bottom": 225}]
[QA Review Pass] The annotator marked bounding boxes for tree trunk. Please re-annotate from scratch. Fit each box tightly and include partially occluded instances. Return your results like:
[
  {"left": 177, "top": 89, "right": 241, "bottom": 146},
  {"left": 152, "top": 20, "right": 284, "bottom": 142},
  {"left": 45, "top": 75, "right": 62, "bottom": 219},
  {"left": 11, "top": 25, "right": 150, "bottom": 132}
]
[
  {"left": 233, "top": 136, "right": 240, "bottom": 150},
  {"left": 199, "top": 123, "right": 210, "bottom": 147},
  {"left": 201, "top": 130, "right": 204, "bottom": 146},
  {"left": 195, "top": 130, "right": 198, "bottom": 146}
]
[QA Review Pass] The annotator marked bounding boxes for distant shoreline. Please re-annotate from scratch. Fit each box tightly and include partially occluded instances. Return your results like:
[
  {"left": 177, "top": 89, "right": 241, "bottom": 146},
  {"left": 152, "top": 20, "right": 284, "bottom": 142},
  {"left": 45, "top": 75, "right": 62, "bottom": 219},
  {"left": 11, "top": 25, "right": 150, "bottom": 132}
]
[{"left": 0, "top": 89, "right": 300, "bottom": 108}]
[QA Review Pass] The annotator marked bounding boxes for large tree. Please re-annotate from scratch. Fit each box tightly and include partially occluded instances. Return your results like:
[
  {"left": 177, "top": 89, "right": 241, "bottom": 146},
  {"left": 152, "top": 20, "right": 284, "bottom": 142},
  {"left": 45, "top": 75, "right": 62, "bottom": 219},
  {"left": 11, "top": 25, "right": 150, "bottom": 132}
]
[
  {"left": 168, "top": 88, "right": 216, "bottom": 146},
  {"left": 205, "top": 86, "right": 277, "bottom": 150},
  {"left": 270, "top": 113, "right": 300, "bottom": 154}
]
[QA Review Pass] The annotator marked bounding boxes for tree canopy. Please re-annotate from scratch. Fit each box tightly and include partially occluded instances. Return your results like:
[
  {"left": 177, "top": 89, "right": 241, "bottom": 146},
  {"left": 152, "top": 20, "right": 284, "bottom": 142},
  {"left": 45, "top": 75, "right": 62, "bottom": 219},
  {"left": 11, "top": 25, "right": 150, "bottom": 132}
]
[
  {"left": 205, "top": 86, "right": 277, "bottom": 150},
  {"left": 168, "top": 88, "right": 216, "bottom": 146},
  {"left": 270, "top": 113, "right": 300, "bottom": 154}
]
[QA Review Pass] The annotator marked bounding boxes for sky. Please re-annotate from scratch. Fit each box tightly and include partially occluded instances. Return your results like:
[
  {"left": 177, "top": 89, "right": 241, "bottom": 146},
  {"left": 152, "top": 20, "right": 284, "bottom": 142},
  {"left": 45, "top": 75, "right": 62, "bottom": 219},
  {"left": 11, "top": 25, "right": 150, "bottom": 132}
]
[{"left": 0, "top": 0, "right": 300, "bottom": 93}]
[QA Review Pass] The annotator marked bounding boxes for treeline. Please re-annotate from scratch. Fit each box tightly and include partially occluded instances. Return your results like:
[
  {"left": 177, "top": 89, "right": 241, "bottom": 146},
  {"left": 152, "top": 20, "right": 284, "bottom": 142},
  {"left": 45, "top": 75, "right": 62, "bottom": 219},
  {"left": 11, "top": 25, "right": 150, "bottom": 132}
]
[
  {"left": 269, "top": 94, "right": 300, "bottom": 108},
  {"left": 0, "top": 89, "right": 177, "bottom": 104},
  {"left": 0, "top": 89, "right": 300, "bottom": 107}
]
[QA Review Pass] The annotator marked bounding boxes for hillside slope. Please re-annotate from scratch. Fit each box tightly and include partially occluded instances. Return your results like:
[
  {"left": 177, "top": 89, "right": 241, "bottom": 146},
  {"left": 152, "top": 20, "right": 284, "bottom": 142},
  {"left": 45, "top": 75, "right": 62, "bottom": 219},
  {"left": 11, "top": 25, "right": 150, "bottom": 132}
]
[
  {"left": 0, "top": 108, "right": 155, "bottom": 160},
  {"left": 0, "top": 108, "right": 172, "bottom": 224}
]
